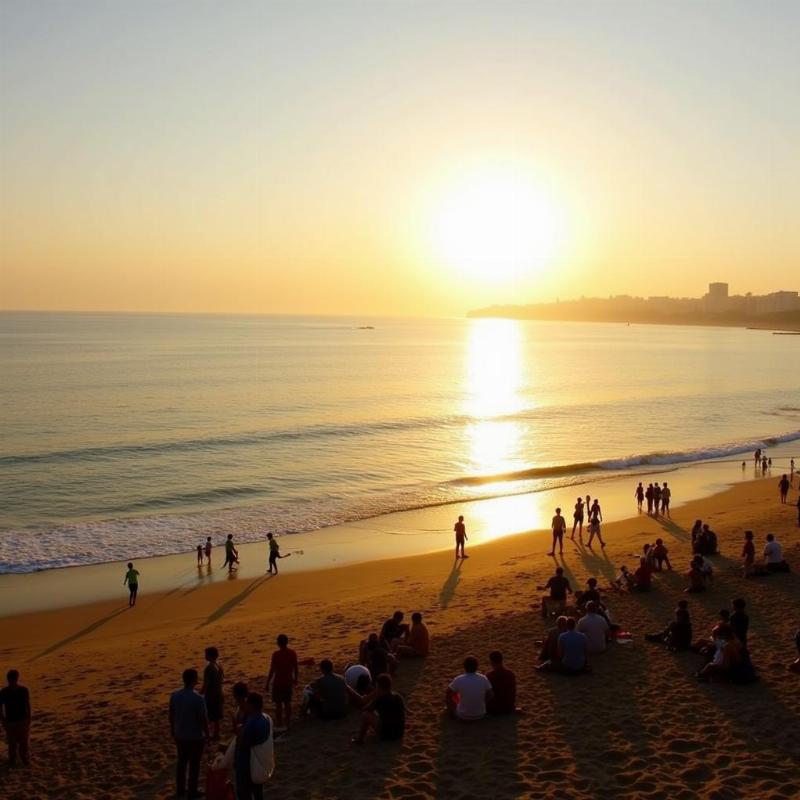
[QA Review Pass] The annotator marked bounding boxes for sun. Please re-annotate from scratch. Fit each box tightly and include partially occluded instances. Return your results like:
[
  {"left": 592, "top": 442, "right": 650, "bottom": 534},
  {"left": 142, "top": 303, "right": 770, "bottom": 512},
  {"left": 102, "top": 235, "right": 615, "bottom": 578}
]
[{"left": 430, "top": 169, "right": 563, "bottom": 282}]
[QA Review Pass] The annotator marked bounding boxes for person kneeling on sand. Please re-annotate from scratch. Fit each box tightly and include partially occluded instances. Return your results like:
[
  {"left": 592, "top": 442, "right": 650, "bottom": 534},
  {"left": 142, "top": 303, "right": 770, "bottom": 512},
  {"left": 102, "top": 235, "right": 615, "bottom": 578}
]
[
  {"left": 394, "top": 612, "right": 430, "bottom": 658},
  {"left": 352, "top": 673, "right": 406, "bottom": 744},
  {"left": 645, "top": 599, "right": 693, "bottom": 651},
  {"left": 538, "top": 567, "right": 572, "bottom": 619},
  {"left": 537, "top": 615, "right": 568, "bottom": 669},
  {"left": 556, "top": 618, "right": 589, "bottom": 675},
  {"left": 486, "top": 651, "right": 519, "bottom": 715},
  {"left": 577, "top": 601, "right": 611, "bottom": 654},
  {"left": 763, "top": 533, "right": 790, "bottom": 573},
  {"left": 446, "top": 656, "right": 493, "bottom": 721}
]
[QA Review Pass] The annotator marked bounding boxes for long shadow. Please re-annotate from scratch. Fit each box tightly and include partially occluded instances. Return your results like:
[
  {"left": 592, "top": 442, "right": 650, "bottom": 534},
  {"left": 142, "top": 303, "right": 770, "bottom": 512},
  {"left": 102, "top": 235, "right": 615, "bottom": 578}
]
[
  {"left": 657, "top": 516, "right": 690, "bottom": 542},
  {"left": 439, "top": 559, "right": 463, "bottom": 609},
  {"left": 576, "top": 545, "right": 617, "bottom": 583},
  {"left": 197, "top": 574, "right": 272, "bottom": 628},
  {"left": 31, "top": 606, "right": 129, "bottom": 661}
]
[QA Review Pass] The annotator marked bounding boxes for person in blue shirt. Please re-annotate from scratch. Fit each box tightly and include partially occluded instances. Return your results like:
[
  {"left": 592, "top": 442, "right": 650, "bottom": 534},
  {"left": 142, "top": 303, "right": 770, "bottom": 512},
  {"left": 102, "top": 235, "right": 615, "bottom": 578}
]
[
  {"left": 169, "top": 669, "right": 209, "bottom": 799},
  {"left": 236, "top": 692, "right": 270, "bottom": 800},
  {"left": 556, "top": 617, "right": 589, "bottom": 675}
]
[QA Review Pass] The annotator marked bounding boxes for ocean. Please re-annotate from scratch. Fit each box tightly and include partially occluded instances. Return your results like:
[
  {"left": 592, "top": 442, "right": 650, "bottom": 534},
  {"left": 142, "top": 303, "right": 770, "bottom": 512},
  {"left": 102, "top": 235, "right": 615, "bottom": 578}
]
[{"left": 1, "top": 312, "right": 798, "bottom": 573}]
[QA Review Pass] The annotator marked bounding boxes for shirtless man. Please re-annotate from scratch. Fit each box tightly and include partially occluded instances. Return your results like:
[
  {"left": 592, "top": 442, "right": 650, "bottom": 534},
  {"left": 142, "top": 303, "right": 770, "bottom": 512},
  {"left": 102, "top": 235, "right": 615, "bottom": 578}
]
[
  {"left": 454, "top": 515, "right": 468, "bottom": 559},
  {"left": 549, "top": 508, "right": 566, "bottom": 556}
]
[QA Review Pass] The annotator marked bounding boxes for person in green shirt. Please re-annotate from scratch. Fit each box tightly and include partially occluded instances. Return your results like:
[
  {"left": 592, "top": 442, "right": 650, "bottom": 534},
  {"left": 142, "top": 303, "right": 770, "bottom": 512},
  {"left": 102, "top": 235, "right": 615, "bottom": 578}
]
[
  {"left": 124, "top": 562, "right": 140, "bottom": 607},
  {"left": 267, "top": 532, "right": 291, "bottom": 575}
]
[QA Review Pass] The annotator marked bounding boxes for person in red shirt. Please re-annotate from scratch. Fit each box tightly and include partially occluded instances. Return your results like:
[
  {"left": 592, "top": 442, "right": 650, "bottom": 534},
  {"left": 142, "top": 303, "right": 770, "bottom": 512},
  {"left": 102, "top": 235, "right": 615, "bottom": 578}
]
[
  {"left": 265, "top": 634, "right": 298, "bottom": 732},
  {"left": 741, "top": 530, "right": 756, "bottom": 578},
  {"left": 486, "top": 651, "right": 518, "bottom": 714}
]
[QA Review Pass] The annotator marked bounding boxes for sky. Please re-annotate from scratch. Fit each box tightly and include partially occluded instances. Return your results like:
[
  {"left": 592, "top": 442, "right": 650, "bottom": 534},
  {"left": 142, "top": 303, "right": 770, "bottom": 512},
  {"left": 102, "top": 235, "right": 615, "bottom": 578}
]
[{"left": 1, "top": 0, "right": 798, "bottom": 316}]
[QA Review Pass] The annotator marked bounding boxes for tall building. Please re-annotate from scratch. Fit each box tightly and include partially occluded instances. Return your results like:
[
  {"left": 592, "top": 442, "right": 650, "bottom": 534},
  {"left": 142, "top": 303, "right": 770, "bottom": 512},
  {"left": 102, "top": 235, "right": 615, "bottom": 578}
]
[{"left": 705, "top": 282, "right": 729, "bottom": 312}]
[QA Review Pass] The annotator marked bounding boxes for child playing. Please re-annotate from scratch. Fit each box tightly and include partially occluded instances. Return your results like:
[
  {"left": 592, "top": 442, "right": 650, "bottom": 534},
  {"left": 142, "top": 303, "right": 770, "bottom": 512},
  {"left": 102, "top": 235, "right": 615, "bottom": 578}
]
[
  {"left": 196, "top": 544, "right": 203, "bottom": 566},
  {"left": 267, "top": 532, "right": 291, "bottom": 574}
]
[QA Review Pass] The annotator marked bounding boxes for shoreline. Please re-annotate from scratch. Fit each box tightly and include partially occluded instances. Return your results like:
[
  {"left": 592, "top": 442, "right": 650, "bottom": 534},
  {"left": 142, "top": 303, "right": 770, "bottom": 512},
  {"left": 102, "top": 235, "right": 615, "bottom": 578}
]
[{"left": 2, "top": 451, "right": 793, "bottom": 615}]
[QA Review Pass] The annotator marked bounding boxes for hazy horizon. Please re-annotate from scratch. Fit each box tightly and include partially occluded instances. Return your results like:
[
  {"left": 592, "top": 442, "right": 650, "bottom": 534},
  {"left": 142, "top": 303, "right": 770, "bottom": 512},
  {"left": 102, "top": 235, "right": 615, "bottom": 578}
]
[{"left": 2, "top": 1, "right": 798, "bottom": 316}]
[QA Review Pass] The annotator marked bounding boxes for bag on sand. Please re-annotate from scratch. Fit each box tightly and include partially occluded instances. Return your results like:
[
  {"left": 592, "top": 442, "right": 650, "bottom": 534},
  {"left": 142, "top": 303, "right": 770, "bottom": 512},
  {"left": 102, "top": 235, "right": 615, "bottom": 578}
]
[
  {"left": 205, "top": 765, "right": 235, "bottom": 800},
  {"left": 250, "top": 713, "right": 275, "bottom": 785}
]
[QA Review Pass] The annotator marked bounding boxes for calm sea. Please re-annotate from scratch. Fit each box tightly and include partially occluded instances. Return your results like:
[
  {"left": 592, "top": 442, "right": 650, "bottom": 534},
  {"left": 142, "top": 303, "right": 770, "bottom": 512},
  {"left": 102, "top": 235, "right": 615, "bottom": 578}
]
[{"left": 1, "top": 312, "right": 798, "bottom": 573}]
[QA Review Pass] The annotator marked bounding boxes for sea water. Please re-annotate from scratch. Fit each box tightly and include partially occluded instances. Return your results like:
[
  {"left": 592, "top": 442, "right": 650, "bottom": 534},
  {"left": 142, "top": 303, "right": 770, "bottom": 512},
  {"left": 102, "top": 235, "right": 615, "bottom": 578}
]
[{"left": 1, "top": 312, "right": 798, "bottom": 573}]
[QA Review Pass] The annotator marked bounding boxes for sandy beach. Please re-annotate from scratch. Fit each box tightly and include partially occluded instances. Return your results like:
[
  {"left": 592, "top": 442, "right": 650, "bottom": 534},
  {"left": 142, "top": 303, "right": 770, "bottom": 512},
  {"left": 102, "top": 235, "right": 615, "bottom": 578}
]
[{"left": 1, "top": 476, "right": 799, "bottom": 799}]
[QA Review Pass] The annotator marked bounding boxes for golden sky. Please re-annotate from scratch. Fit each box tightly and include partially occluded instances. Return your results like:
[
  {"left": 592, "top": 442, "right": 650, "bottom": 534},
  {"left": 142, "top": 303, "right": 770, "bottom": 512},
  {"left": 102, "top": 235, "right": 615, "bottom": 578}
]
[{"left": 1, "top": 1, "right": 798, "bottom": 316}]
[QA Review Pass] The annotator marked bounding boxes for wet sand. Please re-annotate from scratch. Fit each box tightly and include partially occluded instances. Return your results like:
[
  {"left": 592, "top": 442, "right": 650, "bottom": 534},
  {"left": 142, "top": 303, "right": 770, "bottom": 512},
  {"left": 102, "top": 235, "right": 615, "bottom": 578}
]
[{"left": 1, "top": 476, "right": 799, "bottom": 799}]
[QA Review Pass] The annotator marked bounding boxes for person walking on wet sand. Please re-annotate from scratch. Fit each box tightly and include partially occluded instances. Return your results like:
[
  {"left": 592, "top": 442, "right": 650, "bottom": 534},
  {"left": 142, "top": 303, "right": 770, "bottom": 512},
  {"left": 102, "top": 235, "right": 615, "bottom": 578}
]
[
  {"left": 571, "top": 497, "right": 585, "bottom": 542},
  {"left": 778, "top": 474, "right": 790, "bottom": 504},
  {"left": 124, "top": 562, "right": 140, "bottom": 607},
  {"left": 549, "top": 507, "right": 567, "bottom": 556},
  {"left": 267, "top": 533, "right": 291, "bottom": 574},
  {"left": 661, "top": 482, "right": 671, "bottom": 516},
  {"left": 223, "top": 534, "right": 239, "bottom": 572},
  {"left": 635, "top": 482, "right": 644, "bottom": 512},
  {"left": 645, "top": 483, "right": 654, "bottom": 514},
  {"left": 454, "top": 515, "right": 468, "bottom": 559},
  {"left": 204, "top": 537, "right": 213, "bottom": 566},
  {"left": 652, "top": 483, "right": 662, "bottom": 516}
]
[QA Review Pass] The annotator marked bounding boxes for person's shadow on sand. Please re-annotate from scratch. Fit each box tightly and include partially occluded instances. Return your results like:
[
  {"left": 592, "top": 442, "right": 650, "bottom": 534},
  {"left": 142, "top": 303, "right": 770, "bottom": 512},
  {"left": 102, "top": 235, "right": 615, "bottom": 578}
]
[{"left": 439, "top": 559, "right": 464, "bottom": 609}]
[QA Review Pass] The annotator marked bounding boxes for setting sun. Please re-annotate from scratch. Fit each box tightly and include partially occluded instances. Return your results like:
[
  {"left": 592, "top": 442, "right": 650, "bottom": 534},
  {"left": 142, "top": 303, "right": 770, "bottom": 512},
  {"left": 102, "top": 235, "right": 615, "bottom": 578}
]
[{"left": 429, "top": 168, "right": 565, "bottom": 283}]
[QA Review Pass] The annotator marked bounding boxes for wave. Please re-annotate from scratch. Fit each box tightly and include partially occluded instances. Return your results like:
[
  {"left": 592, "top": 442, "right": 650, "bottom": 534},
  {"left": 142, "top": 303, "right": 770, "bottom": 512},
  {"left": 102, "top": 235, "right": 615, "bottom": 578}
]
[{"left": 452, "top": 429, "right": 800, "bottom": 486}]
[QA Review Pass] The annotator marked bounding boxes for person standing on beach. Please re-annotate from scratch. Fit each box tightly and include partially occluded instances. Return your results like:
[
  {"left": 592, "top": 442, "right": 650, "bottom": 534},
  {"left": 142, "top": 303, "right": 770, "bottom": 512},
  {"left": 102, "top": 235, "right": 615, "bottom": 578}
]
[
  {"left": 223, "top": 534, "right": 239, "bottom": 572},
  {"left": 661, "top": 482, "right": 672, "bottom": 516},
  {"left": 196, "top": 544, "right": 203, "bottom": 566},
  {"left": 454, "top": 515, "right": 468, "bottom": 559},
  {"left": 124, "top": 562, "right": 140, "bottom": 607},
  {"left": 204, "top": 537, "right": 213, "bottom": 566},
  {"left": 587, "top": 502, "right": 605, "bottom": 548},
  {"left": 754, "top": 448, "right": 761, "bottom": 465},
  {"left": 790, "top": 458, "right": 795, "bottom": 483},
  {"left": 200, "top": 647, "right": 225, "bottom": 741},
  {"left": 778, "top": 474, "right": 790, "bottom": 504},
  {"left": 796, "top": 493, "right": 800, "bottom": 526},
  {"left": 0, "top": 669, "right": 31, "bottom": 767},
  {"left": 266, "top": 533, "right": 291, "bottom": 574},
  {"left": 645, "top": 483, "right": 654, "bottom": 514},
  {"left": 549, "top": 508, "right": 566, "bottom": 556},
  {"left": 652, "top": 483, "right": 662, "bottom": 516},
  {"left": 635, "top": 482, "right": 644, "bottom": 512},
  {"left": 266, "top": 634, "right": 298, "bottom": 732},
  {"left": 571, "top": 497, "right": 585, "bottom": 542},
  {"left": 169, "top": 668, "right": 209, "bottom": 800}
]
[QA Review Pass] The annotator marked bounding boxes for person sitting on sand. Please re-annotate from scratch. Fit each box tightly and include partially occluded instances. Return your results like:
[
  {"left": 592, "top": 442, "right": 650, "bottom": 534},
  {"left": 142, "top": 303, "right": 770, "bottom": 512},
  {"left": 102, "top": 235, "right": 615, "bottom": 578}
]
[
  {"left": 549, "top": 507, "right": 567, "bottom": 556},
  {"left": 729, "top": 598, "right": 749, "bottom": 647},
  {"left": 124, "top": 562, "right": 140, "bottom": 607},
  {"left": 576, "top": 577, "right": 602, "bottom": 609},
  {"left": 454, "top": 515, "right": 468, "bottom": 559},
  {"left": 684, "top": 558, "right": 706, "bottom": 594},
  {"left": 364, "top": 633, "right": 397, "bottom": 678},
  {"left": 571, "top": 497, "right": 585, "bottom": 542},
  {"left": 394, "top": 612, "right": 430, "bottom": 658},
  {"left": 0, "top": 669, "right": 31, "bottom": 767},
  {"left": 379, "top": 611, "right": 409, "bottom": 651},
  {"left": 613, "top": 565, "right": 635, "bottom": 592},
  {"left": 556, "top": 617, "right": 589, "bottom": 675},
  {"left": 446, "top": 656, "right": 493, "bottom": 721},
  {"left": 645, "top": 600, "right": 692, "bottom": 650},
  {"left": 576, "top": 601, "right": 610, "bottom": 654},
  {"left": 537, "top": 615, "right": 568, "bottom": 668},
  {"left": 266, "top": 634, "right": 298, "bottom": 732},
  {"left": 344, "top": 664, "right": 373, "bottom": 700},
  {"left": 695, "top": 524, "right": 718, "bottom": 556},
  {"left": 763, "top": 533, "right": 790, "bottom": 572},
  {"left": 486, "top": 651, "right": 518, "bottom": 715},
  {"left": 691, "top": 610, "right": 732, "bottom": 660},
  {"left": 352, "top": 673, "right": 406, "bottom": 744},
  {"left": 200, "top": 646, "right": 225, "bottom": 740},
  {"left": 696, "top": 629, "right": 742, "bottom": 683},
  {"left": 538, "top": 567, "right": 572, "bottom": 619},
  {"left": 690, "top": 520, "right": 702, "bottom": 549},
  {"left": 779, "top": 474, "right": 791, "bottom": 504},
  {"left": 652, "top": 538, "right": 672, "bottom": 571},
  {"left": 632, "top": 557, "right": 654, "bottom": 592},
  {"left": 741, "top": 530, "right": 756, "bottom": 577},
  {"left": 309, "top": 660, "right": 348, "bottom": 720}
]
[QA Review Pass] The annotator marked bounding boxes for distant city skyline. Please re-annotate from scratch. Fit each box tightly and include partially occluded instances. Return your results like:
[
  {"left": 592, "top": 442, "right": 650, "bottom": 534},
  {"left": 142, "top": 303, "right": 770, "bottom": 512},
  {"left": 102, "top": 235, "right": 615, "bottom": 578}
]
[{"left": 2, "top": 1, "right": 799, "bottom": 316}]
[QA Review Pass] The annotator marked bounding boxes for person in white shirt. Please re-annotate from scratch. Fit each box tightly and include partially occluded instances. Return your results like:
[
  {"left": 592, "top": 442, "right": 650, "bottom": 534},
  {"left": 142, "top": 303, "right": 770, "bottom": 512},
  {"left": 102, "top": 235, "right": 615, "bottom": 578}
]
[
  {"left": 446, "top": 657, "right": 493, "bottom": 721},
  {"left": 576, "top": 602, "right": 611, "bottom": 654},
  {"left": 763, "top": 533, "right": 788, "bottom": 572}
]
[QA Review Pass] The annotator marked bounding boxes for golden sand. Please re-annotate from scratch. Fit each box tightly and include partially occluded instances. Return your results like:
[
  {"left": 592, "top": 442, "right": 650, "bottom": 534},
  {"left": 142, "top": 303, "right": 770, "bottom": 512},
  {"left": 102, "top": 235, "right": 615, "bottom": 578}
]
[{"left": 1, "top": 477, "right": 799, "bottom": 799}]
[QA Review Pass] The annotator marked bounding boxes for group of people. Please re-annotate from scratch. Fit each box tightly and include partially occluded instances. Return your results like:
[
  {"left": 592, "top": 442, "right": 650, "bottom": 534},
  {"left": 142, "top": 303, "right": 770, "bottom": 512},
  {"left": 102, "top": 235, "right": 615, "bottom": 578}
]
[
  {"left": 548, "top": 496, "right": 604, "bottom": 552},
  {"left": 634, "top": 481, "right": 672, "bottom": 516}
]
